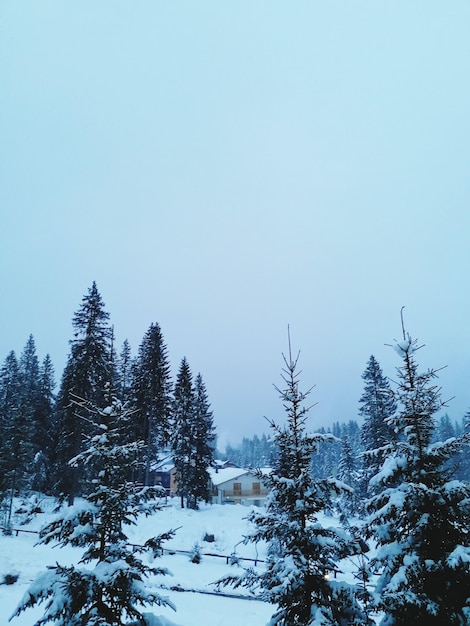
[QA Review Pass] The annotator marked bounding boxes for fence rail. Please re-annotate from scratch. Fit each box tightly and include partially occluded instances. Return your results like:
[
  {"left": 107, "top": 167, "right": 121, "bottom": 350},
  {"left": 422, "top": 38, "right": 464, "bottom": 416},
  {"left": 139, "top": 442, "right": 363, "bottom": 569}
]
[{"left": 1, "top": 526, "right": 265, "bottom": 566}]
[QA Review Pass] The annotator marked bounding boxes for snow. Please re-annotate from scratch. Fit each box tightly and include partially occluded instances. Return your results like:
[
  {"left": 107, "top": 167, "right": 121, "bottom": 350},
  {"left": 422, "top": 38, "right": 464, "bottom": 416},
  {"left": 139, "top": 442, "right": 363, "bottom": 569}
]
[
  {"left": 207, "top": 467, "right": 251, "bottom": 486},
  {"left": 392, "top": 335, "right": 417, "bottom": 357},
  {"left": 1, "top": 498, "right": 274, "bottom": 626},
  {"left": 0, "top": 497, "right": 378, "bottom": 625}
]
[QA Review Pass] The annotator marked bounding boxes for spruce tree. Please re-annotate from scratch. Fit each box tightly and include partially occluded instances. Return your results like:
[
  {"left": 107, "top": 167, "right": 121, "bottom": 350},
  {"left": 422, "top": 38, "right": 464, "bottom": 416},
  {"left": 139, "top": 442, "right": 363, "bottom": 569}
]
[
  {"left": 436, "top": 413, "right": 455, "bottom": 441},
  {"left": 30, "top": 354, "right": 56, "bottom": 492},
  {"left": 129, "top": 323, "right": 172, "bottom": 486},
  {"left": 337, "top": 437, "right": 361, "bottom": 519},
  {"left": 191, "top": 372, "right": 216, "bottom": 506},
  {"left": 52, "top": 282, "right": 112, "bottom": 503},
  {"left": 116, "top": 339, "right": 133, "bottom": 403},
  {"left": 0, "top": 350, "right": 35, "bottom": 524},
  {"left": 365, "top": 326, "right": 470, "bottom": 624},
  {"left": 359, "top": 355, "right": 396, "bottom": 496},
  {"left": 19, "top": 335, "right": 41, "bottom": 424},
  {"left": 220, "top": 338, "right": 371, "bottom": 625},
  {"left": 10, "top": 394, "right": 176, "bottom": 626},
  {"left": 171, "top": 357, "right": 196, "bottom": 509}
]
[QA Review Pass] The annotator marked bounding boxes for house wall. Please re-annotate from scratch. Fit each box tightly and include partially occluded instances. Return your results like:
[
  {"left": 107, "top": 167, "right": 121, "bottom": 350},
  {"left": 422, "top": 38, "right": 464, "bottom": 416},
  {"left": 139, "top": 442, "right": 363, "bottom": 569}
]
[{"left": 212, "top": 473, "right": 269, "bottom": 506}]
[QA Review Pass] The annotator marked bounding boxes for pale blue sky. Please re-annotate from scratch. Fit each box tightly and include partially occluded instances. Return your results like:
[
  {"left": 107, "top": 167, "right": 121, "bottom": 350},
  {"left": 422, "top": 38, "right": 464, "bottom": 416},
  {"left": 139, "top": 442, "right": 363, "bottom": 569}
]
[{"left": 1, "top": 1, "right": 470, "bottom": 446}]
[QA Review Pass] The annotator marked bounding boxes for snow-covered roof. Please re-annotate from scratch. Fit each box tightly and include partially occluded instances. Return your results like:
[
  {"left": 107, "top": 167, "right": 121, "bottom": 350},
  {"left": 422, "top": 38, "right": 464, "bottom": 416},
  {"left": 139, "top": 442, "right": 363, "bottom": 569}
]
[
  {"left": 157, "top": 464, "right": 175, "bottom": 473},
  {"left": 150, "top": 451, "right": 174, "bottom": 472},
  {"left": 208, "top": 467, "right": 251, "bottom": 487}
]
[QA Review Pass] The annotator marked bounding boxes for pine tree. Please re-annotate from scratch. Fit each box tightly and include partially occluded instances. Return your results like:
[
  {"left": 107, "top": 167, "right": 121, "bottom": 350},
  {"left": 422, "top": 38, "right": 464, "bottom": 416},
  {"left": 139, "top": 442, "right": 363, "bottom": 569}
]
[
  {"left": 129, "top": 323, "right": 172, "bottom": 486},
  {"left": 220, "top": 337, "right": 371, "bottom": 625},
  {"left": 337, "top": 437, "right": 361, "bottom": 519},
  {"left": 69, "top": 281, "right": 112, "bottom": 407},
  {"left": 171, "top": 357, "right": 196, "bottom": 509},
  {"left": 436, "top": 413, "right": 455, "bottom": 441},
  {"left": 19, "top": 335, "right": 54, "bottom": 490},
  {"left": 10, "top": 393, "right": 176, "bottom": 625},
  {"left": 457, "top": 413, "right": 470, "bottom": 481},
  {"left": 365, "top": 325, "right": 470, "bottom": 624},
  {"left": 19, "top": 335, "right": 41, "bottom": 419},
  {"left": 191, "top": 373, "right": 216, "bottom": 507},
  {"left": 52, "top": 282, "right": 112, "bottom": 503},
  {"left": 0, "top": 349, "right": 36, "bottom": 524},
  {"left": 359, "top": 355, "right": 397, "bottom": 496},
  {"left": 30, "top": 354, "right": 56, "bottom": 492},
  {"left": 116, "top": 339, "right": 133, "bottom": 403}
]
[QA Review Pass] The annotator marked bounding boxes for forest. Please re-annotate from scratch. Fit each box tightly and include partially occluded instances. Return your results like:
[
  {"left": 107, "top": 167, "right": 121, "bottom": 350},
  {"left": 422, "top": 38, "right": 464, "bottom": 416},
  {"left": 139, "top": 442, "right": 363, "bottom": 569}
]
[
  {"left": 0, "top": 282, "right": 215, "bottom": 520},
  {"left": 1, "top": 284, "right": 470, "bottom": 624}
]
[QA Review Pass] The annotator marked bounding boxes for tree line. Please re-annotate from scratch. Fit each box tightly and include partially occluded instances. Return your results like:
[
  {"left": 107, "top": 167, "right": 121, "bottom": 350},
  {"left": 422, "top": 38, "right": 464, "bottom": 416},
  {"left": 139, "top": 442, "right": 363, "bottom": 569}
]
[
  {"left": 222, "top": 399, "right": 468, "bottom": 518},
  {"left": 219, "top": 326, "right": 470, "bottom": 624},
  {"left": 3, "top": 300, "right": 470, "bottom": 624},
  {"left": 0, "top": 281, "right": 215, "bottom": 523}
]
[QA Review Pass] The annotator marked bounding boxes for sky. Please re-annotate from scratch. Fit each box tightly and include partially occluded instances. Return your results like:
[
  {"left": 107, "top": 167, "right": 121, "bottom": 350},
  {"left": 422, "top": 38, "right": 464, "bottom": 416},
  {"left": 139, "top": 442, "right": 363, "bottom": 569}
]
[{"left": 1, "top": 1, "right": 470, "bottom": 448}]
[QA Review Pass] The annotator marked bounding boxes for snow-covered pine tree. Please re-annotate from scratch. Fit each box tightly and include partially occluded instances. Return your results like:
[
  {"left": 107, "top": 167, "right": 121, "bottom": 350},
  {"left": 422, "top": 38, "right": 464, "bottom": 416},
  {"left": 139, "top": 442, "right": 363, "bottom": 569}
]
[
  {"left": 191, "top": 372, "right": 216, "bottom": 506},
  {"left": 365, "top": 325, "right": 470, "bottom": 625},
  {"left": 336, "top": 437, "right": 361, "bottom": 519},
  {"left": 359, "top": 355, "right": 397, "bottom": 497},
  {"left": 171, "top": 357, "right": 196, "bottom": 509},
  {"left": 220, "top": 337, "right": 371, "bottom": 625},
  {"left": 0, "top": 346, "right": 39, "bottom": 525},
  {"left": 129, "top": 323, "right": 172, "bottom": 486},
  {"left": 52, "top": 282, "right": 113, "bottom": 503},
  {"left": 116, "top": 339, "right": 133, "bottom": 403},
  {"left": 30, "top": 354, "right": 56, "bottom": 493},
  {"left": 436, "top": 413, "right": 455, "bottom": 441},
  {"left": 18, "top": 336, "right": 41, "bottom": 464},
  {"left": 0, "top": 350, "right": 27, "bottom": 525},
  {"left": 10, "top": 394, "right": 176, "bottom": 626},
  {"left": 457, "top": 413, "right": 470, "bottom": 481}
]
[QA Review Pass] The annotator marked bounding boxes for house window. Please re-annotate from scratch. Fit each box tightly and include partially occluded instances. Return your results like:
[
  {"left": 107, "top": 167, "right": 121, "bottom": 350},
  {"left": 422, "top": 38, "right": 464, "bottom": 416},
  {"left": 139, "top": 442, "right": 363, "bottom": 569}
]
[
  {"left": 252, "top": 482, "right": 260, "bottom": 495},
  {"left": 233, "top": 482, "right": 241, "bottom": 496}
]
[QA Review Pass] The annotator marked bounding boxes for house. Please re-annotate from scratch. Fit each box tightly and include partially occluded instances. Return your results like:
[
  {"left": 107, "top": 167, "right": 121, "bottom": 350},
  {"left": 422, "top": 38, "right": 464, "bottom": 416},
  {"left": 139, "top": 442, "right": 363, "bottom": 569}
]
[
  {"left": 150, "top": 453, "right": 177, "bottom": 495},
  {"left": 208, "top": 466, "right": 270, "bottom": 507}
]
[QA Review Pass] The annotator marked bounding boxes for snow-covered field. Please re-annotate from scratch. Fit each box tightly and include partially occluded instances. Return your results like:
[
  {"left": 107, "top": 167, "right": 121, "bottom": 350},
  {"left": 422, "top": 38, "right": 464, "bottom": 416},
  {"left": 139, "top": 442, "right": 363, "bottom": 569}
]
[{"left": 0, "top": 497, "right": 371, "bottom": 626}]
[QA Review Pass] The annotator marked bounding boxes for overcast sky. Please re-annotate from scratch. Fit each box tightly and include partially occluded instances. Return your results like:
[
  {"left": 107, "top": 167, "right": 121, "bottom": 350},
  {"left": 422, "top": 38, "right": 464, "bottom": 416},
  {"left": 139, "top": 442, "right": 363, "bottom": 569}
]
[{"left": 1, "top": 1, "right": 470, "bottom": 447}]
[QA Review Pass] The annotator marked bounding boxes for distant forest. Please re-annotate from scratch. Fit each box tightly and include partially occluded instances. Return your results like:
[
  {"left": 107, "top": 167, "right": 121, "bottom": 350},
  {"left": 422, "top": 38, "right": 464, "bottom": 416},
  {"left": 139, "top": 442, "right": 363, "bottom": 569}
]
[{"left": 219, "top": 412, "right": 469, "bottom": 483}]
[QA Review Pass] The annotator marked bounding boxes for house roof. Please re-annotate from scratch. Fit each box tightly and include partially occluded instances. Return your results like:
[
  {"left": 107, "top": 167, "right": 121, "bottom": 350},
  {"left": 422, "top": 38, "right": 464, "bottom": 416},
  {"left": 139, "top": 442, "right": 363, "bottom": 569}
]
[{"left": 208, "top": 467, "right": 251, "bottom": 487}]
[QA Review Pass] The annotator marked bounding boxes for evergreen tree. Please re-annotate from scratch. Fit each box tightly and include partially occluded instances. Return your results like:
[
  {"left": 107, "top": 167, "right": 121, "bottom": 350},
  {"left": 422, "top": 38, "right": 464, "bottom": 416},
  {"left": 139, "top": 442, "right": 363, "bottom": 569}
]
[
  {"left": 436, "top": 413, "right": 455, "bottom": 441},
  {"left": 52, "top": 282, "right": 112, "bottom": 503},
  {"left": 0, "top": 349, "right": 35, "bottom": 524},
  {"left": 19, "top": 335, "right": 41, "bottom": 423},
  {"left": 220, "top": 338, "right": 371, "bottom": 625},
  {"left": 191, "top": 373, "right": 216, "bottom": 506},
  {"left": 10, "top": 394, "right": 176, "bottom": 625},
  {"left": 116, "top": 339, "right": 133, "bottom": 402},
  {"left": 129, "top": 323, "right": 172, "bottom": 486},
  {"left": 457, "top": 413, "right": 470, "bottom": 481},
  {"left": 310, "top": 427, "right": 338, "bottom": 482},
  {"left": 359, "top": 355, "right": 397, "bottom": 496},
  {"left": 365, "top": 327, "right": 470, "bottom": 624},
  {"left": 69, "top": 281, "right": 112, "bottom": 406},
  {"left": 31, "top": 354, "right": 56, "bottom": 492},
  {"left": 337, "top": 437, "right": 361, "bottom": 519},
  {"left": 171, "top": 357, "right": 196, "bottom": 509},
  {"left": 342, "top": 420, "right": 362, "bottom": 457}
]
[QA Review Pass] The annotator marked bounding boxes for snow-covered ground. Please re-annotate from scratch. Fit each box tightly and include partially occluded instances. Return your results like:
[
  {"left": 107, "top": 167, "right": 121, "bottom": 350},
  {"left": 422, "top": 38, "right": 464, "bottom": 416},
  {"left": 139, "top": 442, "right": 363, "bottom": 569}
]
[{"left": 0, "top": 496, "right": 373, "bottom": 626}]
